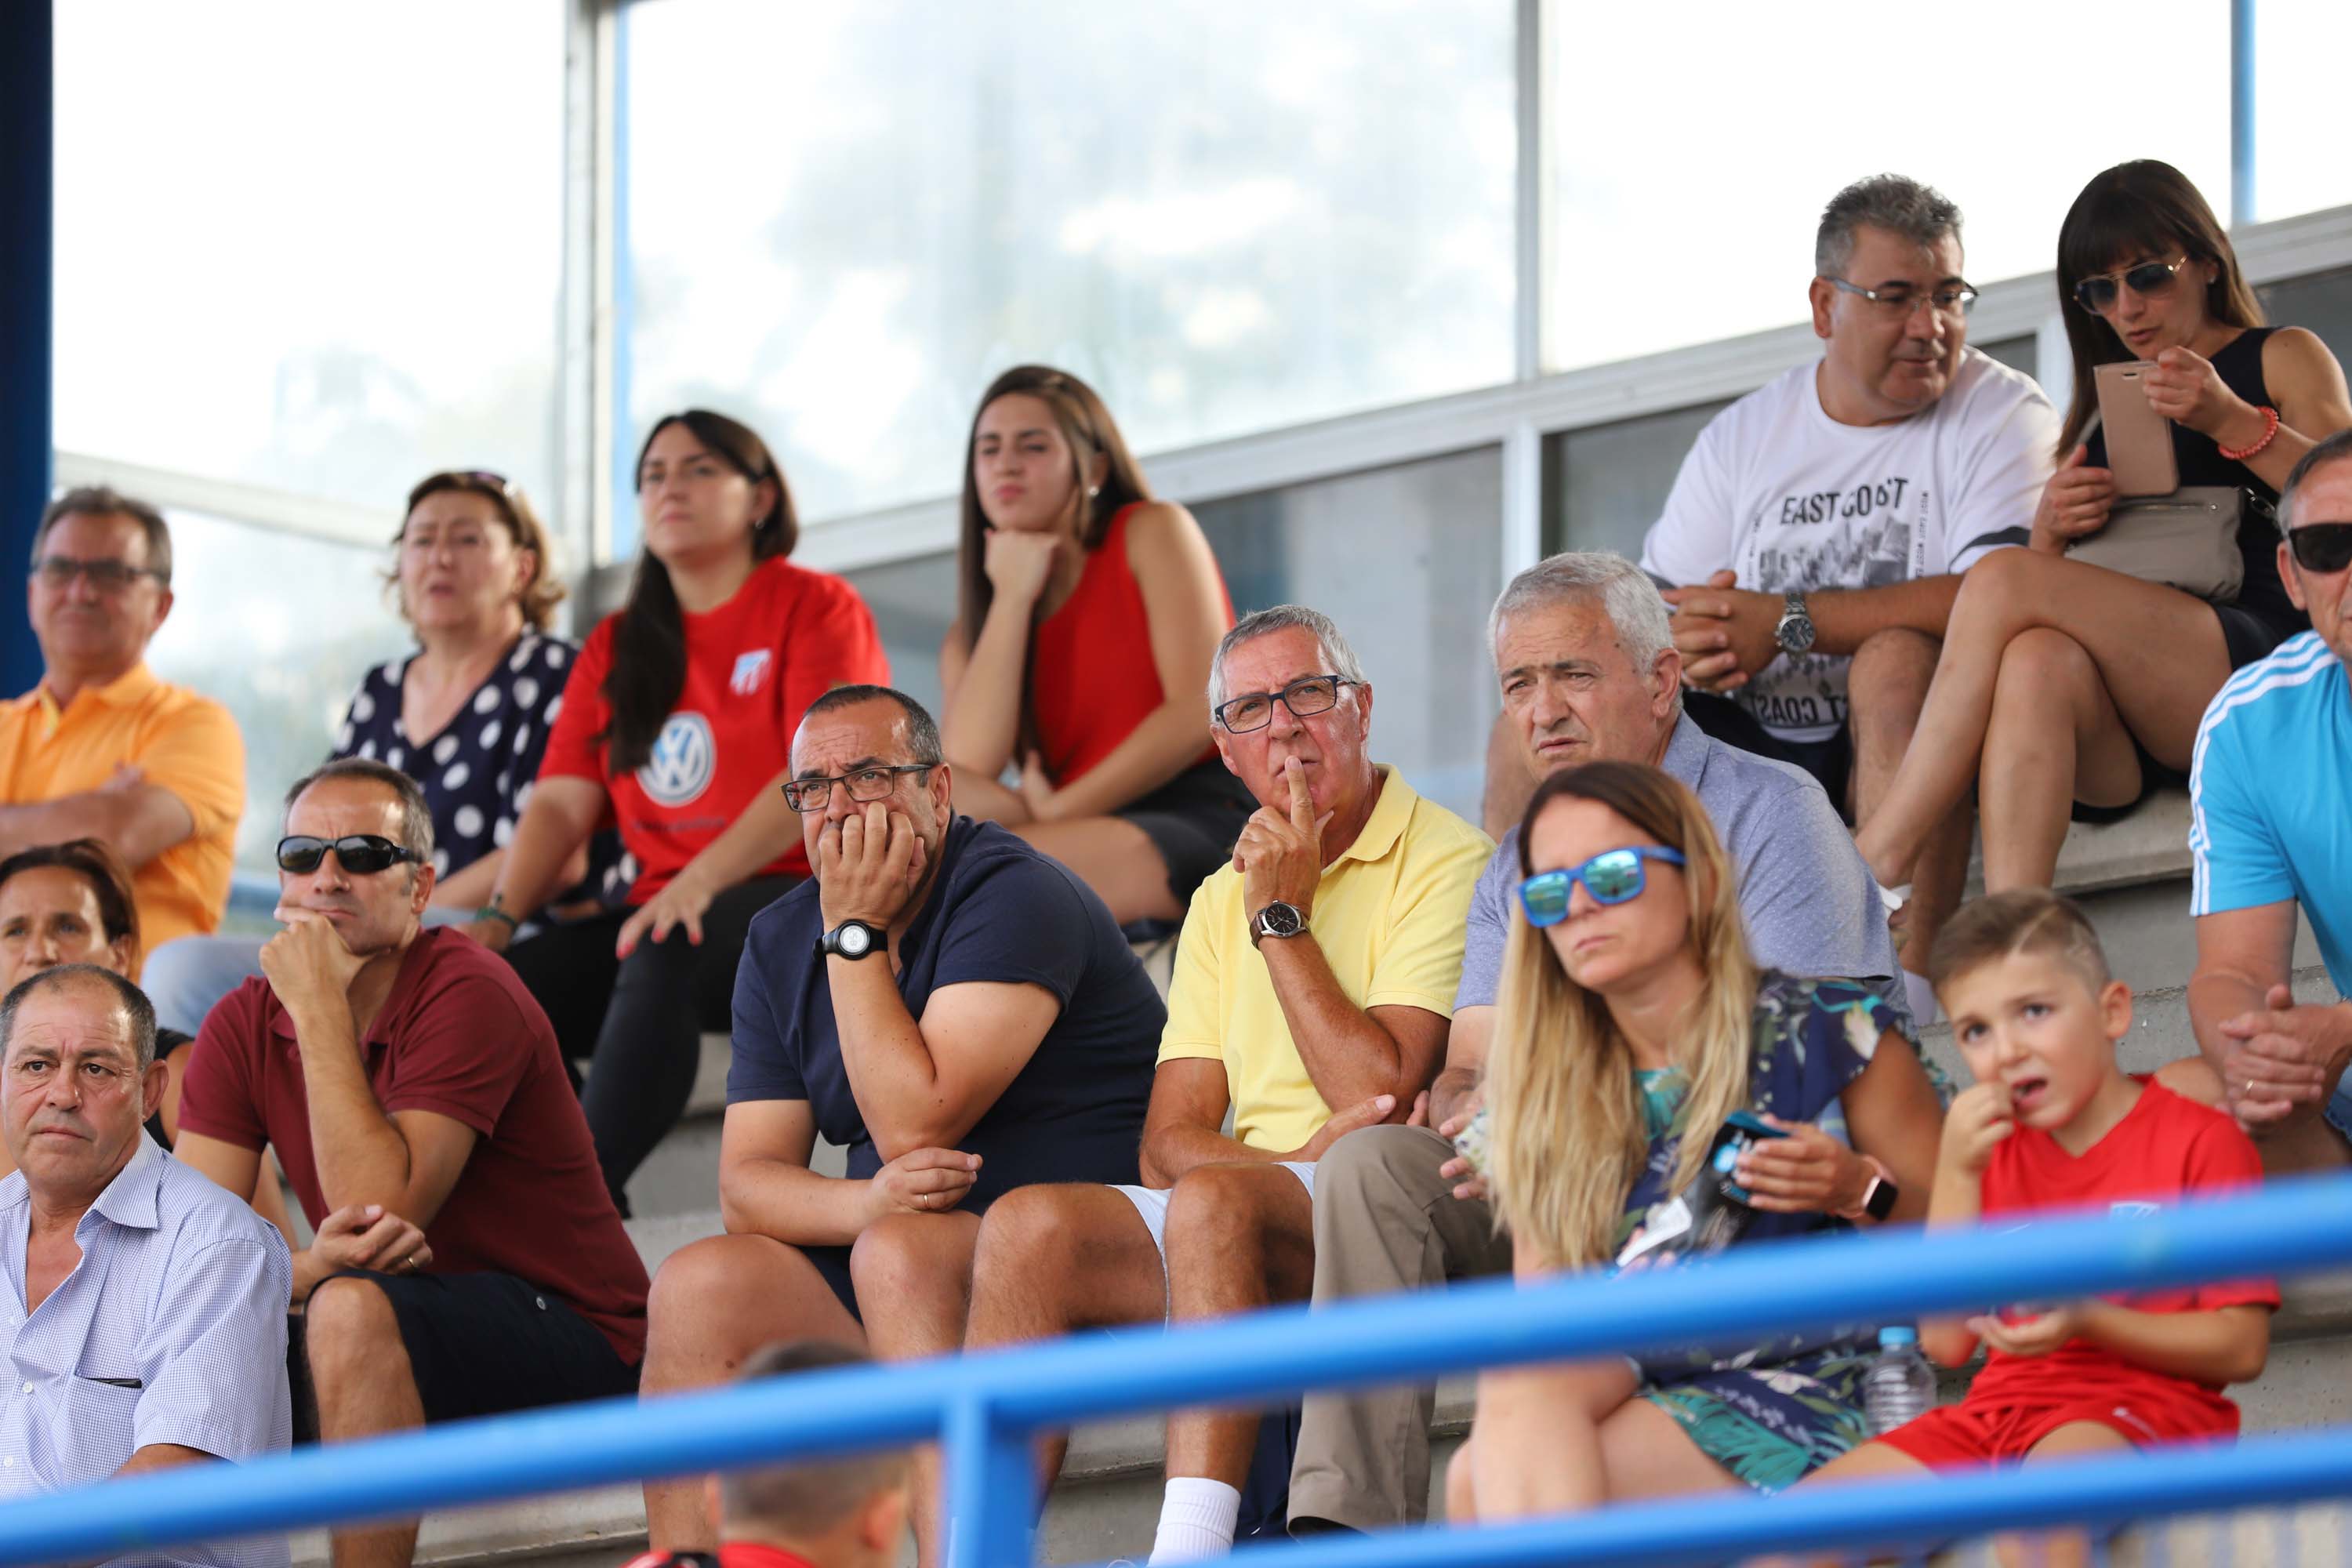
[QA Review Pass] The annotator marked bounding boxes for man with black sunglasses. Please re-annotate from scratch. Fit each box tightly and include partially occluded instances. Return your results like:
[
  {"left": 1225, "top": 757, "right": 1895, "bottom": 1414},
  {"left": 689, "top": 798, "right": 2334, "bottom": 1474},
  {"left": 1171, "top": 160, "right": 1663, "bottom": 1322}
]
[
  {"left": 2188, "top": 430, "right": 2352, "bottom": 1174},
  {"left": 172, "top": 758, "right": 646, "bottom": 1568},
  {"left": 0, "top": 486, "right": 244, "bottom": 953}
]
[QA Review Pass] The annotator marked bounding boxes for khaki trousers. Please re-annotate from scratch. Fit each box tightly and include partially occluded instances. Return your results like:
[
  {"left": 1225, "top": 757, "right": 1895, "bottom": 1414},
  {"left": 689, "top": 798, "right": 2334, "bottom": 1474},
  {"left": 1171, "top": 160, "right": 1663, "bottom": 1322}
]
[{"left": 1286, "top": 1123, "right": 1514, "bottom": 1533}]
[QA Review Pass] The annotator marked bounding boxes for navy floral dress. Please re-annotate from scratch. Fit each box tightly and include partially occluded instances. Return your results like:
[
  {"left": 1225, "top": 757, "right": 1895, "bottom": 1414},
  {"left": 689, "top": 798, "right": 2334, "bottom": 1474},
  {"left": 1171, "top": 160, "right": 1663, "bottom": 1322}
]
[
  {"left": 1619, "top": 972, "right": 1914, "bottom": 1493},
  {"left": 336, "top": 631, "right": 626, "bottom": 908}
]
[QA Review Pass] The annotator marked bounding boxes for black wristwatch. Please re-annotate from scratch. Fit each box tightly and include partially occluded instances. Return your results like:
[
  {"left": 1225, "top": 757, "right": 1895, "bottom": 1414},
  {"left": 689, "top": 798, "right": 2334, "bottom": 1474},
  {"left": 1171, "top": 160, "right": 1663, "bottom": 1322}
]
[
  {"left": 1249, "top": 901, "right": 1307, "bottom": 948},
  {"left": 1773, "top": 590, "right": 1817, "bottom": 656},
  {"left": 1838, "top": 1156, "right": 1900, "bottom": 1223},
  {"left": 815, "top": 920, "right": 888, "bottom": 960}
]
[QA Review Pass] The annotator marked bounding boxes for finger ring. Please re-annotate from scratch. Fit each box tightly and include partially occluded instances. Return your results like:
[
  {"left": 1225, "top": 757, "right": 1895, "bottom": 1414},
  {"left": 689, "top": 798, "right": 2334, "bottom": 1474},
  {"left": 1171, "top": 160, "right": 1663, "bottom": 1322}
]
[{"left": 402, "top": 1253, "right": 419, "bottom": 1271}]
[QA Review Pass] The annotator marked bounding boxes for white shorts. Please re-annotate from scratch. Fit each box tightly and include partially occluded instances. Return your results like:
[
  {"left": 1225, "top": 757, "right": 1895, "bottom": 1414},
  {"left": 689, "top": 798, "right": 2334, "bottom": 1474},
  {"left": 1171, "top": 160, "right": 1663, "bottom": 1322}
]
[{"left": 1110, "top": 1161, "right": 1319, "bottom": 1321}]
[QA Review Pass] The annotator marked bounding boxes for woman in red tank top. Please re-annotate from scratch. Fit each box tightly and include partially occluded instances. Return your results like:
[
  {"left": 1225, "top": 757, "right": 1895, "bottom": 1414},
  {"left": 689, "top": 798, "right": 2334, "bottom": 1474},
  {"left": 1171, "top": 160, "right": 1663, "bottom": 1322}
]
[{"left": 939, "top": 365, "right": 1252, "bottom": 925}]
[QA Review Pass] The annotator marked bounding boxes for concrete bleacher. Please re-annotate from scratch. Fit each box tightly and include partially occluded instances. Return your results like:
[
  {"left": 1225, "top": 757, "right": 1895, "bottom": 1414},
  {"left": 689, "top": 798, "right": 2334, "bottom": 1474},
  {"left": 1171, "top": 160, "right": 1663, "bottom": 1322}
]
[{"left": 291, "top": 786, "right": 2352, "bottom": 1565}]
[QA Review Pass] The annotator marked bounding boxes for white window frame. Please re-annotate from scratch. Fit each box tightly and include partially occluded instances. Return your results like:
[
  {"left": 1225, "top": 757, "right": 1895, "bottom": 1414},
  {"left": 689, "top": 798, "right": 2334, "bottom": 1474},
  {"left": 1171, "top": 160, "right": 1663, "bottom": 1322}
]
[{"left": 50, "top": 0, "right": 2352, "bottom": 613}]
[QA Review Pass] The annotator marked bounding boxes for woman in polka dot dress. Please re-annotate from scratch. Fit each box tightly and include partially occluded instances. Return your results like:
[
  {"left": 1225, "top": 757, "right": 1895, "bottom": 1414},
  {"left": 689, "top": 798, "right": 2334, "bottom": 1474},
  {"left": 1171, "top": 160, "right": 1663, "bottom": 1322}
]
[{"left": 140, "top": 471, "right": 619, "bottom": 1034}]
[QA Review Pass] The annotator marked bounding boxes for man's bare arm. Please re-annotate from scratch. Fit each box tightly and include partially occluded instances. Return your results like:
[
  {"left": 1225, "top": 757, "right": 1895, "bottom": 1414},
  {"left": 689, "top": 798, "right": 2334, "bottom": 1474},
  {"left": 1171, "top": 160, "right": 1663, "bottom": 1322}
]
[
  {"left": 114, "top": 1443, "right": 215, "bottom": 1478},
  {"left": 1428, "top": 1004, "right": 1495, "bottom": 1130},
  {"left": 0, "top": 782, "right": 194, "bottom": 865}
]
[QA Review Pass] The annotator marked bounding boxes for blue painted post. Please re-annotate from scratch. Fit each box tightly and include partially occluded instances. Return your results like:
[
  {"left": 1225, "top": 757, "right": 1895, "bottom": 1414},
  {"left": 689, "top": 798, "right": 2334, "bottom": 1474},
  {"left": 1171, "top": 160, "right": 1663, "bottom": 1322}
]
[
  {"left": 944, "top": 1394, "right": 1036, "bottom": 1568},
  {"left": 0, "top": 0, "right": 53, "bottom": 695},
  {"left": 2230, "top": 0, "right": 2256, "bottom": 226}
]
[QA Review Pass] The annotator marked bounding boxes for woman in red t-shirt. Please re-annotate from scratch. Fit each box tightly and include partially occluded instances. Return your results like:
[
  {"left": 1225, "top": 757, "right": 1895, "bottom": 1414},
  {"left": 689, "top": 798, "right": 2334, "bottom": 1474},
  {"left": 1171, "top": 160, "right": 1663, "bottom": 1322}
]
[
  {"left": 938, "top": 365, "right": 1251, "bottom": 927},
  {"left": 467, "top": 410, "right": 889, "bottom": 1209}
]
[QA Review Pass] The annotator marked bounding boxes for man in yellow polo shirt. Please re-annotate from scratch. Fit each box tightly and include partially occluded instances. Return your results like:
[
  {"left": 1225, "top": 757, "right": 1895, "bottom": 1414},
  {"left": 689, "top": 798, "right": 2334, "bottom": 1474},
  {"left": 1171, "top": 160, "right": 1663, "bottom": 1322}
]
[
  {"left": 961, "top": 604, "right": 1490, "bottom": 1563},
  {"left": 0, "top": 488, "right": 244, "bottom": 952}
]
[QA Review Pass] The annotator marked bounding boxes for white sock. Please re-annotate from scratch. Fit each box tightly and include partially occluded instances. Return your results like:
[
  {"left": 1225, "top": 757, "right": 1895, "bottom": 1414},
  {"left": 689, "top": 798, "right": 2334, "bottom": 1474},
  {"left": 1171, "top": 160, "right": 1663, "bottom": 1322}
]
[
  {"left": 1904, "top": 969, "right": 1941, "bottom": 1030},
  {"left": 1149, "top": 1476, "right": 1240, "bottom": 1563}
]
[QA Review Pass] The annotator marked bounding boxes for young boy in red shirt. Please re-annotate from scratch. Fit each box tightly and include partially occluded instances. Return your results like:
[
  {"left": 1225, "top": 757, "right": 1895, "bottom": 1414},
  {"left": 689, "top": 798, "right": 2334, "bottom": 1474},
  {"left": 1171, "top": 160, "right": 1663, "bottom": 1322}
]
[{"left": 1791, "top": 888, "right": 2275, "bottom": 1564}]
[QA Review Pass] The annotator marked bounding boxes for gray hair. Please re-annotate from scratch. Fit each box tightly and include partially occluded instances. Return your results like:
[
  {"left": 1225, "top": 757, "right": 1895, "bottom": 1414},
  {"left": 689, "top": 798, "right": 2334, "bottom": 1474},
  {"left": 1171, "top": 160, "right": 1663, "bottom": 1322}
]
[
  {"left": 283, "top": 757, "right": 436, "bottom": 869},
  {"left": 1490, "top": 552, "right": 1675, "bottom": 673},
  {"left": 0, "top": 964, "right": 160, "bottom": 1071},
  {"left": 1817, "top": 174, "right": 1963, "bottom": 278},
  {"left": 2278, "top": 427, "right": 2352, "bottom": 535},
  {"left": 1207, "top": 604, "right": 1370, "bottom": 717},
  {"left": 720, "top": 1341, "right": 912, "bottom": 1535}
]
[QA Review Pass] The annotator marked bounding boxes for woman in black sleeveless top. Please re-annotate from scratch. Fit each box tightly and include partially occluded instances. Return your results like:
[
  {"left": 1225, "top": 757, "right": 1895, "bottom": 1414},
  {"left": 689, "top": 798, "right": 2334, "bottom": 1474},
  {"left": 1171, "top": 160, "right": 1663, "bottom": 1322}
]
[{"left": 1853, "top": 162, "right": 2352, "bottom": 967}]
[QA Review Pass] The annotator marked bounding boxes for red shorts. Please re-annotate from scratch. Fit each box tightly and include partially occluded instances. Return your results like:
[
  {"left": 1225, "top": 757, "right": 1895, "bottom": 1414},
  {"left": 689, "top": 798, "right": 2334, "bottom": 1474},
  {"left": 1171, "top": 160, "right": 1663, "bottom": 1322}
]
[{"left": 1878, "top": 1395, "right": 2238, "bottom": 1468}]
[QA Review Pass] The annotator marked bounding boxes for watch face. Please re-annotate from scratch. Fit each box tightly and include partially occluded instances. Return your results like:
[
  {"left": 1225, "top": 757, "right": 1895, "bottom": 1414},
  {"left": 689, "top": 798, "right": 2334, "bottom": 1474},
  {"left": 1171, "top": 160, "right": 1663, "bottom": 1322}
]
[
  {"left": 1261, "top": 902, "right": 1304, "bottom": 937},
  {"left": 1778, "top": 614, "right": 1817, "bottom": 655},
  {"left": 837, "top": 923, "right": 873, "bottom": 956}
]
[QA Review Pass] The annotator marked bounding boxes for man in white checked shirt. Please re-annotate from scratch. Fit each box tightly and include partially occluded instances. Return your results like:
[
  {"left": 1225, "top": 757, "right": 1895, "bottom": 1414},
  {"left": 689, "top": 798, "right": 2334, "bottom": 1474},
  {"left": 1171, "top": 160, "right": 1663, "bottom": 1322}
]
[{"left": 0, "top": 964, "right": 291, "bottom": 1567}]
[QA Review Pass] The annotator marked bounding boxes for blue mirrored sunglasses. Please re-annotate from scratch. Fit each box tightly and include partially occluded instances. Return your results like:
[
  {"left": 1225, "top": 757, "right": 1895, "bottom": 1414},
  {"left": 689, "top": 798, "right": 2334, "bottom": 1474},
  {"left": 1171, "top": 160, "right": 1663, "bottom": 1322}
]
[{"left": 1519, "top": 847, "right": 1687, "bottom": 926}]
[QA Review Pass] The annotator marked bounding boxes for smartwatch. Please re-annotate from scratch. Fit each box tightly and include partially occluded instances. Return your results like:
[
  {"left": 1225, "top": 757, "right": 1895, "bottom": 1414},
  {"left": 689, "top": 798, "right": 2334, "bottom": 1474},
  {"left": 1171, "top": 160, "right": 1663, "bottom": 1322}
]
[
  {"left": 816, "top": 920, "right": 888, "bottom": 961},
  {"left": 1249, "top": 901, "right": 1307, "bottom": 948},
  {"left": 1837, "top": 1155, "right": 1900, "bottom": 1223},
  {"left": 1773, "top": 590, "right": 1817, "bottom": 656}
]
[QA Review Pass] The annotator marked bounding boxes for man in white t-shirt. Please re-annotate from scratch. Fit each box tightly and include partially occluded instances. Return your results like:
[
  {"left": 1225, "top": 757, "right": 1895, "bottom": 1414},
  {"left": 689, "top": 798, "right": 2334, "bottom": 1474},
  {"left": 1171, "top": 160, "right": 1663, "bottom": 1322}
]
[{"left": 1642, "top": 173, "right": 2059, "bottom": 1022}]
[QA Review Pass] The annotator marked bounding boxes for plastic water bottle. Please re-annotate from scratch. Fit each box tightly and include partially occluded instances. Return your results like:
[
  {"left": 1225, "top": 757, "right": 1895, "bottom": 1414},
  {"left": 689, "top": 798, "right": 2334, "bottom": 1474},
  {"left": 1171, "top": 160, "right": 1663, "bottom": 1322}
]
[{"left": 1862, "top": 1326, "right": 1936, "bottom": 1436}]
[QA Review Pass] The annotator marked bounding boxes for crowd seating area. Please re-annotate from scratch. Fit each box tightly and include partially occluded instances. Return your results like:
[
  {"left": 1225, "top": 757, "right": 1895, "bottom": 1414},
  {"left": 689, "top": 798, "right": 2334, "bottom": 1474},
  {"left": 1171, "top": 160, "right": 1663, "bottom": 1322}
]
[{"left": 11, "top": 153, "right": 2352, "bottom": 1568}]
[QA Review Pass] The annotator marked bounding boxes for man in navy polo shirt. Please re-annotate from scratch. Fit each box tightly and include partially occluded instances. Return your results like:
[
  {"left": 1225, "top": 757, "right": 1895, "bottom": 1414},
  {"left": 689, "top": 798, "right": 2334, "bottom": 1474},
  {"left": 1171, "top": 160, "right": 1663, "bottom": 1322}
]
[{"left": 639, "top": 684, "right": 1162, "bottom": 1566}]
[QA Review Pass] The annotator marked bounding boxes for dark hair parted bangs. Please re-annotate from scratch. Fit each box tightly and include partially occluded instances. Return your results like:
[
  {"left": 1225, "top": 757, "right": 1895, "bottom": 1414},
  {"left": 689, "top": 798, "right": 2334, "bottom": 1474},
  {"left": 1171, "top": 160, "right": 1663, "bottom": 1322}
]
[
  {"left": 604, "top": 410, "right": 800, "bottom": 775},
  {"left": 2054, "top": 161, "right": 2264, "bottom": 454}
]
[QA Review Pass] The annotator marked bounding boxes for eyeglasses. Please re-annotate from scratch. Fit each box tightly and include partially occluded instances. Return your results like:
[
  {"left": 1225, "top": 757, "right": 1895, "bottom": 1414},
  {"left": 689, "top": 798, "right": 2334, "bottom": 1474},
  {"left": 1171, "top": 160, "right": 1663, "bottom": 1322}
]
[
  {"left": 31, "top": 555, "right": 165, "bottom": 592},
  {"left": 2072, "top": 256, "right": 2192, "bottom": 314},
  {"left": 1820, "top": 276, "right": 1978, "bottom": 319},
  {"left": 782, "top": 764, "right": 936, "bottom": 813},
  {"left": 2288, "top": 522, "right": 2352, "bottom": 575},
  {"left": 1214, "top": 675, "right": 1357, "bottom": 734},
  {"left": 276, "top": 835, "right": 423, "bottom": 877},
  {"left": 1518, "top": 847, "right": 1688, "bottom": 927}
]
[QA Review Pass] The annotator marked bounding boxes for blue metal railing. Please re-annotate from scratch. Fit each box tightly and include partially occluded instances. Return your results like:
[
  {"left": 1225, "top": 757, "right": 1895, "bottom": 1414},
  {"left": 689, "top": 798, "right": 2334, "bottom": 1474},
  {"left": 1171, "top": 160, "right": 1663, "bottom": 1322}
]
[{"left": 9, "top": 1174, "right": 2352, "bottom": 1567}]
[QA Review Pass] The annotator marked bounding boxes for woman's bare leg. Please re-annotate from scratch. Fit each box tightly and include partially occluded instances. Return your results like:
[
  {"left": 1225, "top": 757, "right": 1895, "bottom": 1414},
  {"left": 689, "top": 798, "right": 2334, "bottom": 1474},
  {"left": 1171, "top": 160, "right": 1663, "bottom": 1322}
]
[
  {"left": 1468, "top": 1359, "right": 1639, "bottom": 1519},
  {"left": 1013, "top": 816, "right": 1185, "bottom": 925},
  {"left": 1855, "top": 550, "right": 2231, "bottom": 887},
  {"left": 1977, "top": 627, "right": 2144, "bottom": 892}
]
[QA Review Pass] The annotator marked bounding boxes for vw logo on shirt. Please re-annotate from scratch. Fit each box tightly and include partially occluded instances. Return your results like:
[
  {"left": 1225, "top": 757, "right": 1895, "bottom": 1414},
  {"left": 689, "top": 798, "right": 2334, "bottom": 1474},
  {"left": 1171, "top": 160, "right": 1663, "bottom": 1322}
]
[{"left": 638, "top": 712, "right": 716, "bottom": 807}]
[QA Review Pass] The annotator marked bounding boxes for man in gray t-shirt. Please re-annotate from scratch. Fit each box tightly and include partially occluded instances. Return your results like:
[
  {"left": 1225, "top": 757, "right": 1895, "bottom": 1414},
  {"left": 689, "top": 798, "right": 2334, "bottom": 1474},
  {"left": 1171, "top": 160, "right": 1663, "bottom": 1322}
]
[{"left": 1288, "top": 552, "right": 1904, "bottom": 1537}]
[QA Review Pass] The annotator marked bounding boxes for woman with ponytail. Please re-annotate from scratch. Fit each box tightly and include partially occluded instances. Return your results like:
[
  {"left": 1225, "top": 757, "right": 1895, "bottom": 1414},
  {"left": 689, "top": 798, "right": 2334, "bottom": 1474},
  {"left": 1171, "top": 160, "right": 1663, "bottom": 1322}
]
[
  {"left": 470, "top": 411, "right": 888, "bottom": 1210},
  {"left": 938, "top": 365, "right": 1251, "bottom": 926},
  {"left": 1452, "top": 761, "right": 1943, "bottom": 1521}
]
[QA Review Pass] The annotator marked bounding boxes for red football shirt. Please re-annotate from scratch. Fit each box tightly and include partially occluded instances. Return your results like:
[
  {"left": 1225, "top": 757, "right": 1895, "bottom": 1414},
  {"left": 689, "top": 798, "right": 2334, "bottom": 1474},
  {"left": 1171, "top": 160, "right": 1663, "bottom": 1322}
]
[
  {"left": 538, "top": 557, "right": 889, "bottom": 902},
  {"left": 177, "top": 927, "right": 651, "bottom": 1363},
  {"left": 1964, "top": 1077, "right": 2278, "bottom": 1426}
]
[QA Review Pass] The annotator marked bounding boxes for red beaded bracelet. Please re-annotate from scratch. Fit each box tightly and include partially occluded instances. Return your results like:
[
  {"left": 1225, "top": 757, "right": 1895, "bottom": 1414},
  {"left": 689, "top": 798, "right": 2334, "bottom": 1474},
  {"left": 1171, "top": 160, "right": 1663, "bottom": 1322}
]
[{"left": 2220, "top": 403, "right": 2280, "bottom": 462}]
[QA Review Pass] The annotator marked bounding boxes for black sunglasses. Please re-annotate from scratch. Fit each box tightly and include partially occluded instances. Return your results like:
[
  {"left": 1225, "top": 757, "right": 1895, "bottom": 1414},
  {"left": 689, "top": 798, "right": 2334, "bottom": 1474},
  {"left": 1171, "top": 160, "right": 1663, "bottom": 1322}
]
[
  {"left": 2289, "top": 522, "right": 2352, "bottom": 575},
  {"left": 276, "top": 834, "right": 423, "bottom": 877},
  {"left": 2072, "top": 256, "right": 2192, "bottom": 314}
]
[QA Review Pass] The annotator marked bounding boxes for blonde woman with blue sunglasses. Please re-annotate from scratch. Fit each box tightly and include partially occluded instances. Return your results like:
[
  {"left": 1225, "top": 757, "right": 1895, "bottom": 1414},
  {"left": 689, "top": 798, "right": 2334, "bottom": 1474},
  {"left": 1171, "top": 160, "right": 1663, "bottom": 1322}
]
[{"left": 1450, "top": 760, "right": 1945, "bottom": 1525}]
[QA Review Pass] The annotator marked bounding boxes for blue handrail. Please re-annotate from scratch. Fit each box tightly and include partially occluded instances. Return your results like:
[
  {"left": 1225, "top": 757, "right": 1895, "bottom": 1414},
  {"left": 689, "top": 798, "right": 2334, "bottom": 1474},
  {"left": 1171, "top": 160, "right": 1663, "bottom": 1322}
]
[{"left": 8, "top": 1174, "right": 2352, "bottom": 1568}]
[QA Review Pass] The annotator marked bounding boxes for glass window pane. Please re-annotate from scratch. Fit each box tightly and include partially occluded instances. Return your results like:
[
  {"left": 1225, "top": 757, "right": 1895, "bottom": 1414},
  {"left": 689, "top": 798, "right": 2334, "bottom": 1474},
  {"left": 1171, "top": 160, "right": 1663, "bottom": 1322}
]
[
  {"left": 52, "top": 2, "right": 567, "bottom": 515},
  {"left": 144, "top": 515, "right": 408, "bottom": 875},
  {"left": 1190, "top": 448, "right": 1502, "bottom": 825},
  {"left": 621, "top": 0, "right": 1515, "bottom": 538},
  {"left": 1544, "top": 2, "right": 2231, "bottom": 370},
  {"left": 2254, "top": 1, "right": 2352, "bottom": 222}
]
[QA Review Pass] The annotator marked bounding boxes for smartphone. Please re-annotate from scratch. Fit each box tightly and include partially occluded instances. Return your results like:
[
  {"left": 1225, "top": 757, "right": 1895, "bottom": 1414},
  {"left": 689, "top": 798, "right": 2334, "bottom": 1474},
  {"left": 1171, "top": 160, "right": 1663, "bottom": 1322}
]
[
  {"left": 2093, "top": 361, "right": 2180, "bottom": 498},
  {"left": 1708, "top": 1111, "right": 1789, "bottom": 1207}
]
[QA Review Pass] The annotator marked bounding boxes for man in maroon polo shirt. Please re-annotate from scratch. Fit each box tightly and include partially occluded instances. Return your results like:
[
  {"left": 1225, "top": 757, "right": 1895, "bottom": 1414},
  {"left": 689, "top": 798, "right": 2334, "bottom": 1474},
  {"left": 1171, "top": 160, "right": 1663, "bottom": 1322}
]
[{"left": 176, "top": 757, "right": 647, "bottom": 1568}]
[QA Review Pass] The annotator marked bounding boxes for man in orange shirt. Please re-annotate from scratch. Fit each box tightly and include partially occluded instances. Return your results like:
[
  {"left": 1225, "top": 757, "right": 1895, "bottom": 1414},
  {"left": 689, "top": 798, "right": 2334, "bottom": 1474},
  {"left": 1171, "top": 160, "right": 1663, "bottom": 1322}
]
[{"left": 0, "top": 487, "right": 243, "bottom": 952}]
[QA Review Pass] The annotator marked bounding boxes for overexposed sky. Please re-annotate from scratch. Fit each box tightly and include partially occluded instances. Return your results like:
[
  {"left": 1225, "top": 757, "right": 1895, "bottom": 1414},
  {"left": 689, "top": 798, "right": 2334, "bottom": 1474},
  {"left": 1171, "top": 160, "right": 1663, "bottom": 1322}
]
[{"left": 49, "top": 0, "right": 2352, "bottom": 533}]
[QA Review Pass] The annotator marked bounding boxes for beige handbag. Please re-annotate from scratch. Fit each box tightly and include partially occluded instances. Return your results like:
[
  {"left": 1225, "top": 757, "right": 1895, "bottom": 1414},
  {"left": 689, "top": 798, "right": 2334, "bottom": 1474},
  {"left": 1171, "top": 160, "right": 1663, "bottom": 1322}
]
[{"left": 2064, "top": 412, "right": 2256, "bottom": 601}]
